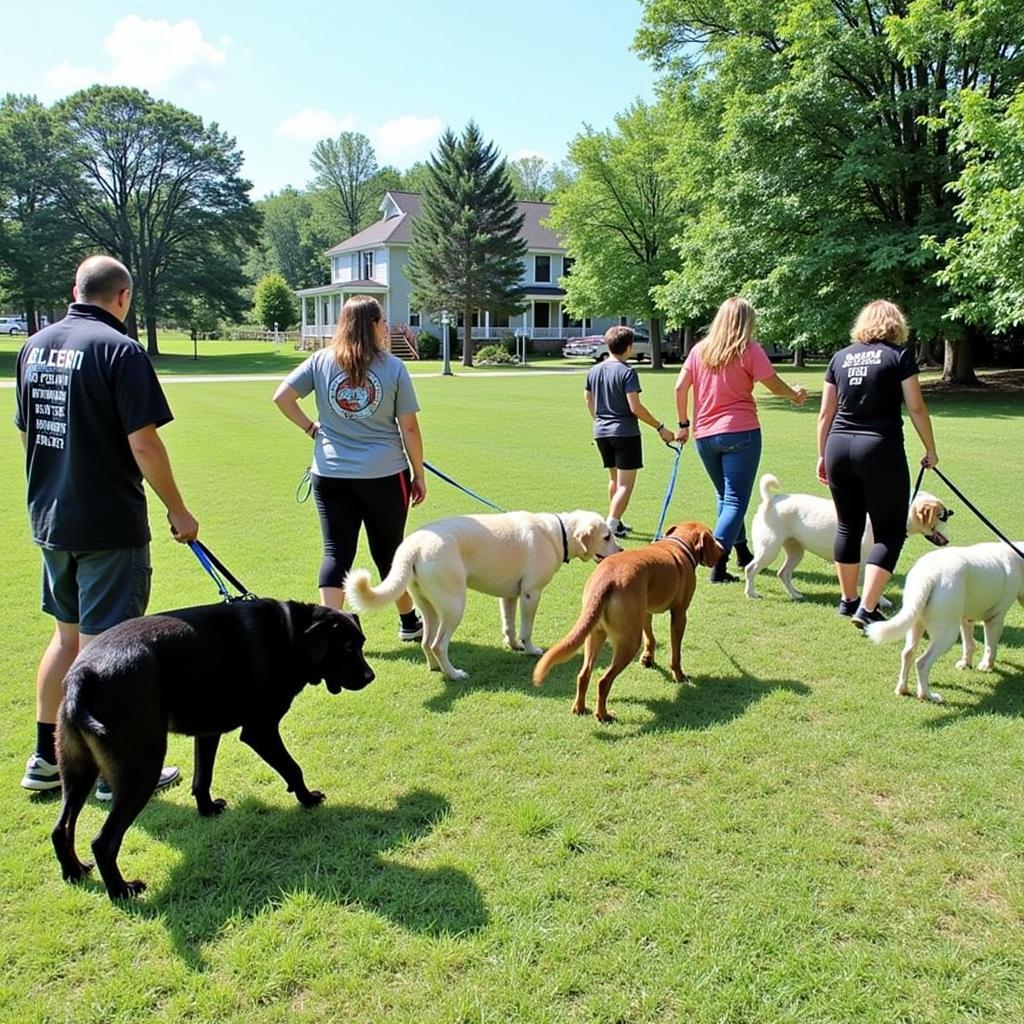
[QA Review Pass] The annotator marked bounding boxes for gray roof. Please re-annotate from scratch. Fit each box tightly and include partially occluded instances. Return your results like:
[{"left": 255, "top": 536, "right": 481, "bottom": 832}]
[{"left": 326, "top": 191, "right": 563, "bottom": 256}]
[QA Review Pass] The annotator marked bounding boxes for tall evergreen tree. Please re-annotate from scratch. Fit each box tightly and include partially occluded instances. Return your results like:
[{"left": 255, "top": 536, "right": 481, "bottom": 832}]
[{"left": 406, "top": 122, "right": 526, "bottom": 367}]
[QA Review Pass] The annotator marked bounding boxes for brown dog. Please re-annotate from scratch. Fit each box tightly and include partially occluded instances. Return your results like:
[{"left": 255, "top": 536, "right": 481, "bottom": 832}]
[{"left": 533, "top": 522, "right": 723, "bottom": 721}]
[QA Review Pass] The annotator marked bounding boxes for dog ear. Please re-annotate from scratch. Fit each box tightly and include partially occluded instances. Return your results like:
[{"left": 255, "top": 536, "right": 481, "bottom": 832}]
[
  {"left": 303, "top": 618, "right": 338, "bottom": 664},
  {"left": 918, "top": 502, "right": 939, "bottom": 531},
  {"left": 665, "top": 524, "right": 678, "bottom": 537},
  {"left": 701, "top": 530, "right": 725, "bottom": 567}
]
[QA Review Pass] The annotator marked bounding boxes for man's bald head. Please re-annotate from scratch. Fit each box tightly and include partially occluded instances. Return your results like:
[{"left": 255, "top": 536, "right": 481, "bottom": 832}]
[{"left": 75, "top": 256, "right": 133, "bottom": 310}]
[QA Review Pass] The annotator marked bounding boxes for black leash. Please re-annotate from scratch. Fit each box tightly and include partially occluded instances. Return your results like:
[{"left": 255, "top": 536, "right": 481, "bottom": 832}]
[
  {"left": 912, "top": 465, "right": 1024, "bottom": 561},
  {"left": 187, "top": 540, "right": 256, "bottom": 601}
]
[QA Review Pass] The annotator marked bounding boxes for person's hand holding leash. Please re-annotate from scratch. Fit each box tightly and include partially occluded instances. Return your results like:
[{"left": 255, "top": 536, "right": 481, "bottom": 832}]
[
  {"left": 921, "top": 450, "right": 938, "bottom": 469},
  {"left": 409, "top": 474, "right": 427, "bottom": 505},
  {"left": 168, "top": 507, "right": 199, "bottom": 543},
  {"left": 791, "top": 385, "right": 808, "bottom": 405},
  {"left": 674, "top": 419, "right": 690, "bottom": 445}
]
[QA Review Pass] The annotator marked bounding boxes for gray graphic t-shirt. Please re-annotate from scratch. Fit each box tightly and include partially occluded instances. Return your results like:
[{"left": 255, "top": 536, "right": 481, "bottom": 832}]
[{"left": 285, "top": 349, "right": 420, "bottom": 478}]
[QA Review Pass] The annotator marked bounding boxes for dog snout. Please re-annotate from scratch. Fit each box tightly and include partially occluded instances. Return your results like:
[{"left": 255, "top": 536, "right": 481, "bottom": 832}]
[{"left": 939, "top": 508, "right": 953, "bottom": 521}]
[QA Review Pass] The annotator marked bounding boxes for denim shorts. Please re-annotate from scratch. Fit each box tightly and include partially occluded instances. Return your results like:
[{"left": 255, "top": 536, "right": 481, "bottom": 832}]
[{"left": 41, "top": 546, "right": 152, "bottom": 634}]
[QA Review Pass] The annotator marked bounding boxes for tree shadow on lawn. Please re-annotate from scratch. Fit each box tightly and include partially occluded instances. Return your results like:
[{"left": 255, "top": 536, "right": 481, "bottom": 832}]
[
  {"left": 150, "top": 350, "right": 300, "bottom": 376},
  {"left": 106, "top": 787, "right": 487, "bottom": 969}
]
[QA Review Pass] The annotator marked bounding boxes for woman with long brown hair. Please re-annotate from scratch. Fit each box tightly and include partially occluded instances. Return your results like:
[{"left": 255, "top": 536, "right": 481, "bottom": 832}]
[
  {"left": 274, "top": 295, "right": 426, "bottom": 639},
  {"left": 674, "top": 296, "right": 807, "bottom": 582}
]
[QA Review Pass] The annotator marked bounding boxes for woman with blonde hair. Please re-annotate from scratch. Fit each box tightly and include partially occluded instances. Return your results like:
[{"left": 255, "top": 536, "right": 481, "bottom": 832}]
[
  {"left": 817, "top": 299, "right": 938, "bottom": 628},
  {"left": 273, "top": 295, "right": 426, "bottom": 639},
  {"left": 675, "top": 296, "right": 807, "bottom": 582}
]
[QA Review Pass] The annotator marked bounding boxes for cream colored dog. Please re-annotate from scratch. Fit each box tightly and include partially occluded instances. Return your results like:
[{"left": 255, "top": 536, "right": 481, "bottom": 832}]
[
  {"left": 744, "top": 474, "right": 953, "bottom": 603},
  {"left": 345, "top": 510, "right": 621, "bottom": 680},
  {"left": 866, "top": 541, "right": 1024, "bottom": 703}
]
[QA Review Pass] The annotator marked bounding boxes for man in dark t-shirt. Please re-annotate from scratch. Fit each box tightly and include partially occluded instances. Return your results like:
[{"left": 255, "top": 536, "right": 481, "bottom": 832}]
[{"left": 15, "top": 255, "right": 199, "bottom": 796}]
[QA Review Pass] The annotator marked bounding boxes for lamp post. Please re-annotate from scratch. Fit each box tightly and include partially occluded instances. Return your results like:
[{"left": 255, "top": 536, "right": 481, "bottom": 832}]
[{"left": 440, "top": 310, "right": 453, "bottom": 376}]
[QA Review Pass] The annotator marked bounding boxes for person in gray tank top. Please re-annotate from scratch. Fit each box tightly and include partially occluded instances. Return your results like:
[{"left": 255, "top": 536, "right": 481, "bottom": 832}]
[{"left": 274, "top": 295, "right": 427, "bottom": 641}]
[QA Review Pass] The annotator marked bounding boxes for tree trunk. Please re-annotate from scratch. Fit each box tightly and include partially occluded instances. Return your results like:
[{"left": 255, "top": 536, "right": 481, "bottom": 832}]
[
  {"left": 25, "top": 300, "right": 38, "bottom": 335},
  {"left": 683, "top": 324, "right": 695, "bottom": 356},
  {"left": 146, "top": 315, "right": 160, "bottom": 357},
  {"left": 126, "top": 308, "right": 140, "bottom": 342},
  {"left": 941, "top": 335, "right": 977, "bottom": 385},
  {"left": 792, "top": 344, "right": 805, "bottom": 367},
  {"left": 650, "top": 317, "right": 663, "bottom": 370},
  {"left": 462, "top": 304, "right": 474, "bottom": 367}
]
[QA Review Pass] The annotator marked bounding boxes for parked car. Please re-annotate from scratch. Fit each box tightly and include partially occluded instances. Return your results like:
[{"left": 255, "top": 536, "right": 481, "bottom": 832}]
[
  {"left": 562, "top": 331, "right": 681, "bottom": 363},
  {"left": 0, "top": 316, "right": 27, "bottom": 335}
]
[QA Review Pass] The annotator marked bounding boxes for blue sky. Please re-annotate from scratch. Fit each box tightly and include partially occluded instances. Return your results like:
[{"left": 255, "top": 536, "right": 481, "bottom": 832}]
[{"left": 2, "top": 1, "right": 656, "bottom": 198}]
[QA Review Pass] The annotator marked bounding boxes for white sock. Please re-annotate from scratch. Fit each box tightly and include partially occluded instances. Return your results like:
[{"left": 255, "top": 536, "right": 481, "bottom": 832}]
[{"left": 607, "top": 517, "right": 620, "bottom": 531}]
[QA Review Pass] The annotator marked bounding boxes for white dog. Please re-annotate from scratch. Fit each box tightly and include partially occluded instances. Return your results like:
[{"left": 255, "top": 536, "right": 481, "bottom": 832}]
[
  {"left": 744, "top": 474, "right": 952, "bottom": 603},
  {"left": 866, "top": 541, "right": 1024, "bottom": 703},
  {"left": 345, "top": 510, "right": 621, "bottom": 680}
]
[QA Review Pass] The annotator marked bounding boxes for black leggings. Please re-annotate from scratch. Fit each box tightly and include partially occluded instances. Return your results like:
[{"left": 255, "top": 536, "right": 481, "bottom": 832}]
[
  {"left": 824, "top": 433, "right": 909, "bottom": 573},
  {"left": 311, "top": 471, "right": 411, "bottom": 589}
]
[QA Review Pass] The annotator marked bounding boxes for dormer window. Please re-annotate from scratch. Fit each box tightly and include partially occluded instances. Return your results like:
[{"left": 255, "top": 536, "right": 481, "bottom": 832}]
[
  {"left": 362, "top": 251, "right": 374, "bottom": 280},
  {"left": 534, "top": 255, "right": 551, "bottom": 282}
]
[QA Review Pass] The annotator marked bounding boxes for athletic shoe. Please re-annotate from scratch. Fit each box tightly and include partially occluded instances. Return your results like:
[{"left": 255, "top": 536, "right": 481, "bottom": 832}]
[
  {"left": 20, "top": 753, "right": 61, "bottom": 792},
  {"left": 613, "top": 521, "right": 632, "bottom": 539},
  {"left": 837, "top": 596, "right": 861, "bottom": 617},
  {"left": 734, "top": 542, "right": 755, "bottom": 568},
  {"left": 851, "top": 605, "right": 886, "bottom": 630},
  {"left": 398, "top": 616, "right": 424, "bottom": 641},
  {"left": 96, "top": 765, "right": 181, "bottom": 802},
  {"left": 709, "top": 570, "right": 740, "bottom": 584}
]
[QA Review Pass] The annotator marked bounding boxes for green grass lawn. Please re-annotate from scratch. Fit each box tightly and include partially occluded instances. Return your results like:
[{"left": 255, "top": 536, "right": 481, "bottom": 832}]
[{"left": 2, "top": 351, "right": 1024, "bottom": 1023}]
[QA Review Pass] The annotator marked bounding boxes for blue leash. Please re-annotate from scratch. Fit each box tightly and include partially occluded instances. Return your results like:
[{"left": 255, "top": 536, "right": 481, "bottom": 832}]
[
  {"left": 297, "top": 461, "right": 506, "bottom": 513},
  {"left": 188, "top": 540, "right": 255, "bottom": 601},
  {"left": 654, "top": 444, "right": 683, "bottom": 540}
]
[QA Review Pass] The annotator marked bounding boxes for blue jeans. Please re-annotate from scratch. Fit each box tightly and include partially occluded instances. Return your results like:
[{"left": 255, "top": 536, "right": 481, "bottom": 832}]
[{"left": 694, "top": 428, "right": 763, "bottom": 554}]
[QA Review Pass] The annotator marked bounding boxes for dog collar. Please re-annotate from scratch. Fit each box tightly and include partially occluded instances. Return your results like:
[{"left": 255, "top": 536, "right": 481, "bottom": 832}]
[
  {"left": 662, "top": 535, "right": 698, "bottom": 568},
  {"left": 555, "top": 514, "right": 570, "bottom": 564}
]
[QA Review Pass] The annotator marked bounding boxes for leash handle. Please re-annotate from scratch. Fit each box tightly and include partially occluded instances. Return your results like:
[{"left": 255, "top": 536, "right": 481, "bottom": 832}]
[
  {"left": 188, "top": 540, "right": 254, "bottom": 600},
  {"left": 424, "top": 460, "right": 506, "bottom": 513},
  {"left": 296, "top": 466, "right": 312, "bottom": 503},
  {"left": 930, "top": 467, "right": 1024, "bottom": 562},
  {"left": 654, "top": 444, "right": 683, "bottom": 541}
]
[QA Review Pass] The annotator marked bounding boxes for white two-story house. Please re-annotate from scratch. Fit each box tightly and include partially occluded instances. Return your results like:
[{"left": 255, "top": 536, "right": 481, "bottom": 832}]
[{"left": 295, "top": 191, "right": 628, "bottom": 352}]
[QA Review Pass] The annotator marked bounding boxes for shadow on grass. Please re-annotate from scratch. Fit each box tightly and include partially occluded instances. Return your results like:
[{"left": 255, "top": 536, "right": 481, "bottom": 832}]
[
  {"left": 97, "top": 787, "right": 486, "bottom": 968},
  {"left": 150, "top": 350, "right": 302, "bottom": 376}
]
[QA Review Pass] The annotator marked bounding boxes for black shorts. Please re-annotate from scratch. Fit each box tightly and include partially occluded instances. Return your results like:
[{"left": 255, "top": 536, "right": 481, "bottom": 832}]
[{"left": 595, "top": 435, "right": 643, "bottom": 470}]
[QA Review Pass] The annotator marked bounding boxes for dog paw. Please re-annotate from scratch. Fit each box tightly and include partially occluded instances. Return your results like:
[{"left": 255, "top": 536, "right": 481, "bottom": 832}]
[
  {"left": 109, "top": 878, "right": 147, "bottom": 900},
  {"left": 197, "top": 797, "right": 228, "bottom": 817},
  {"left": 920, "top": 690, "right": 944, "bottom": 704},
  {"left": 978, "top": 660, "right": 994, "bottom": 673},
  {"left": 594, "top": 709, "right": 617, "bottom": 723},
  {"left": 895, "top": 685, "right": 910, "bottom": 697},
  {"left": 571, "top": 703, "right": 589, "bottom": 716},
  {"left": 523, "top": 643, "right": 544, "bottom": 657},
  {"left": 63, "top": 860, "right": 94, "bottom": 883},
  {"left": 640, "top": 654, "right": 655, "bottom": 669},
  {"left": 299, "top": 790, "right": 326, "bottom": 807},
  {"left": 445, "top": 668, "right": 469, "bottom": 681},
  {"left": 955, "top": 658, "right": 971, "bottom": 671},
  {"left": 672, "top": 670, "right": 690, "bottom": 685},
  {"left": 503, "top": 637, "right": 524, "bottom": 652}
]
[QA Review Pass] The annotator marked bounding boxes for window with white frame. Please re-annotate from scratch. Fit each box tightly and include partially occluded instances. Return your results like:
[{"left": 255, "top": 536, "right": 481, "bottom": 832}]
[
  {"left": 361, "top": 251, "right": 374, "bottom": 280},
  {"left": 562, "top": 256, "right": 574, "bottom": 278},
  {"left": 534, "top": 255, "right": 551, "bottom": 282},
  {"left": 408, "top": 309, "right": 421, "bottom": 327}
]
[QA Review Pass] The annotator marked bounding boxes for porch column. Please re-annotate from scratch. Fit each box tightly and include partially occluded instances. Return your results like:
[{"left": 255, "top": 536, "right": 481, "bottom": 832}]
[
  {"left": 314, "top": 294, "right": 322, "bottom": 349},
  {"left": 300, "top": 295, "right": 307, "bottom": 346},
  {"left": 557, "top": 301, "right": 562, "bottom": 339},
  {"left": 485, "top": 310, "right": 490, "bottom": 340}
]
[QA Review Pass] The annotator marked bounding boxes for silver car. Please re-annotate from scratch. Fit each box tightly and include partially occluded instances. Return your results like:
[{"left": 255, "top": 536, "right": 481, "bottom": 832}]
[{"left": 0, "top": 316, "right": 27, "bottom": 335}]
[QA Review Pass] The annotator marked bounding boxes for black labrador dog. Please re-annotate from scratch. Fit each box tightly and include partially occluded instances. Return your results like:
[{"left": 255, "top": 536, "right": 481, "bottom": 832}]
[{"left": 51, "top": 599, "right": 374, "bottom": 900}]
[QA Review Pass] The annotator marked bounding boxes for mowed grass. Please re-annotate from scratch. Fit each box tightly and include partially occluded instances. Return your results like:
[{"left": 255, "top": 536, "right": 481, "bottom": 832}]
[{"left": 2, "top": 352, "right": 1024, "bottom": 1023}]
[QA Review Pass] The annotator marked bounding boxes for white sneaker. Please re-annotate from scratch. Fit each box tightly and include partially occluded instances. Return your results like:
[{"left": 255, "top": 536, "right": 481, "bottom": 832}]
[
  {"left": 96, "top": 765, "right": 181, "bottom": 801},
  {"left": 399, "top": 616, "right": 424, "bottom": 641},
  {"left": 20, "top": 753, "right": 61, "bottom": 792}
]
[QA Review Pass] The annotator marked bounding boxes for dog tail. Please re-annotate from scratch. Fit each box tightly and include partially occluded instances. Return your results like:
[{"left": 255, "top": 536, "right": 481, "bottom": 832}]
[
  {"left": 345, "top": 539, "right": 417, "bottom": 613},
  {"left": 533, "top": 579, "right": 609, "bottom": 685},
  {"left": 759, "top": 473, "right": 781, "bottom": 502},
  {"left": 60, "top": 666, "right": 108, "bottom": 737},
  {"left": 865, "top": 564, "right": 935, "bottom": 645}
]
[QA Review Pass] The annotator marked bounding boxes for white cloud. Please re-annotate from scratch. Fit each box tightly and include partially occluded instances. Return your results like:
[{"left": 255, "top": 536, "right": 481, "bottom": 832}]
[
  {"left": 371, "top": 115, "right": 444, "bottom": 163},
  {"left": 276, "top": 107, "right": 357, "bottom": 141},
  {"left": 45, "top": 16, "right": 226, "bottom": 96}
]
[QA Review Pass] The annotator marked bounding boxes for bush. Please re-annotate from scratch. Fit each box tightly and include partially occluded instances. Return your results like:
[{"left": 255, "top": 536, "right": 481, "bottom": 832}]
[
  {"left": 253, "top": 273, "right": 297, "bottom": 330},
  {"left": 417, "top": 331, "right": 440, "bottom": 359},
  {"left": 476, "top": 344, "right": 516, "bottom": 365}
]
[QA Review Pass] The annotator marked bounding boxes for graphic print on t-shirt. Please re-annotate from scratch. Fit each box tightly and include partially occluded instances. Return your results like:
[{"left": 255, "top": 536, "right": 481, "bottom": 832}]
[
  {"left": 329, "top": 369, "right": 383, "bottom": 419},
  {"left": 839, "top": 347, "right": 882, "bottom": 387},
  {"left": 22, "top": 345, "right": 85, "bottom": 451}
]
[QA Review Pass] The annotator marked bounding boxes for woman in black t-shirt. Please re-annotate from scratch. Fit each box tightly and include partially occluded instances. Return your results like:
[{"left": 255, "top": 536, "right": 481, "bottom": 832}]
[{"left": 816, "top": 300, "right": 938, "bottom": 628}]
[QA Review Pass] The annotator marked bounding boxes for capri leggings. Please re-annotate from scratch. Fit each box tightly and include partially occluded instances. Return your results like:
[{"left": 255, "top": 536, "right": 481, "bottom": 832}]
[
  {"left": 311, "top": 471, "right": 411, "bottom": 589},
  {"left": 824, "top": 432, "right": 909, "bottom": 573}
]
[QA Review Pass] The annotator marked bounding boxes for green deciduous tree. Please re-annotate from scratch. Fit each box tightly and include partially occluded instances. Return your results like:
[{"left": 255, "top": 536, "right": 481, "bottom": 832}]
[
  {"left": 548, "top": 101, "right": 682, "bottom": 369},
  {"left": 636, "top": 0, "right": 1024, "bottom": 382},
  {"left": 507, "top": 155, "right": 552, "bottom": 201},
  {"left": 406, "top": 122, "right": 526, "bottom": 368},
  {"left": 52, "top": 85, "right": 259, "bottom": 355},
  {"left": 0, "top": 95, "right": 80, "bottom": 332},
  {"left": 253, "top": 272, "right": 298, "bottom": 329},
  {"left": 310, "top": 132, "right": 379, "bottom": 239}
]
